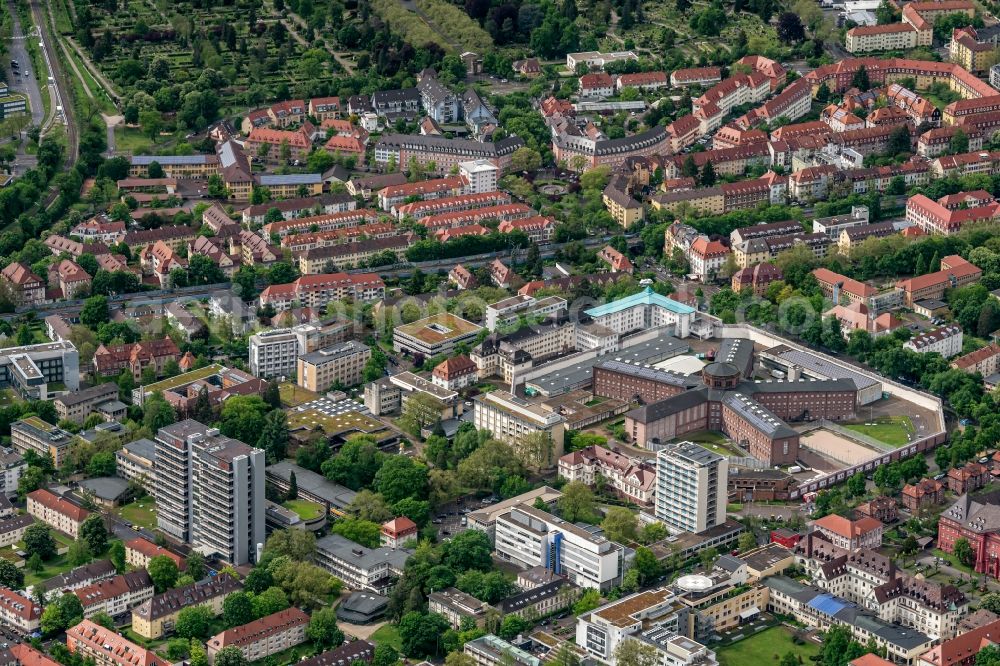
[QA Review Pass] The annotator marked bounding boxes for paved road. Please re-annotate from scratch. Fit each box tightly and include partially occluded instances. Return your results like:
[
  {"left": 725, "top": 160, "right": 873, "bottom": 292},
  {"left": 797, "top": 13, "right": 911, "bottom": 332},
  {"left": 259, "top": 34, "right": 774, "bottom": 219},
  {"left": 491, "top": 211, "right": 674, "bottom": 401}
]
[{"left": 5, "top": 0, "right": 43, "bottom": 128}]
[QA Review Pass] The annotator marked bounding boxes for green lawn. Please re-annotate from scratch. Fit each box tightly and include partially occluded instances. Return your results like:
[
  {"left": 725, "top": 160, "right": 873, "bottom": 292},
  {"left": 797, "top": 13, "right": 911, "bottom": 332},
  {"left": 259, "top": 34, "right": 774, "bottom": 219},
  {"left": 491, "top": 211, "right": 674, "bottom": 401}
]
[
  {"left": 843, "top": 416, "right": 915, "bottom": 447},
  {"left": 116, "top": 499, "right": 157, "bottom": 530},
  {"left": 114, "top": 126, "right": 157, "bottom": 155},
  {"left": 370, "top": 624, "right": 402, "bottom": 651},
  {"left": 282, "top": 499, "right": 324, "bottom": 521},
  {"left": 673, "top": 430, "right": 744, "bottom": 457},
  {"left": 23, "top": 553, "right": 77, "bottom": 586},
  {"left": 716, "top": 627, "right": 820, "bottom": 666}
]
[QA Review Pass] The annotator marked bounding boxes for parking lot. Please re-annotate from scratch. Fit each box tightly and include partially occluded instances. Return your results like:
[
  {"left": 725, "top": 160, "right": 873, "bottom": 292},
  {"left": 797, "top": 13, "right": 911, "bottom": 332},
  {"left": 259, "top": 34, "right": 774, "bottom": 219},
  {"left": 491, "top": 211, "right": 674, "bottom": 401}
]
[{"left": 432, "top": 494, "right": 500, "bottom": 540}]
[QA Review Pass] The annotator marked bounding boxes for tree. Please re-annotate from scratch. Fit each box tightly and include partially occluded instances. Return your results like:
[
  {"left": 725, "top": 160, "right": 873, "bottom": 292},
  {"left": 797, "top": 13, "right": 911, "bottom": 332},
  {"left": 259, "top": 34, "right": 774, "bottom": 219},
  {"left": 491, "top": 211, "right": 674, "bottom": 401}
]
[
  {"left": 776, "top": 12, "right": 805, "bottom": 43},
  {"left": 257, "top": 410, "right": 288, "bottom": 464},
  {"left": 681, "top": 155, "right": 698, "bottom": 178},
  {"left": 222, "top": 592, "right": 255, "bottom": 628},
  {"left": 559, "top": 482, "right": 597, "bottom": 522},
  {"left": 148, "top": 554, "right": 180, "bottom": 592},
  {"left": 954, "top": 537, "right": 975, "bottom": 567},
  {"left": 219, "top": 396, "right": 270, "bottom": 445},
  {"left": 264, "top": 528, "right": 316, "bottom": 560},
  {"left": 373, "top": 644, "right": 400, "bottom": 666},
  {"left": 632, "top": 547, "right": 663, "bottom": 586},
  {"left": 143, "top": 393, "right": 177, "bottom": 431},
  {"left": 613, "top": 639, "right": 659, "bottom": 666},
  {"left": 640, "top": 522, "right": 668, "bottom": 544},
  {"left": 499, "top": 614, "right": 532, "bottom": 640},
  {"left": 306, "top": 608, "right": 345, "bottom": 650},
  {"left": 269, "top": 558, "right": 340, "bottom": 608},
  {"left": 699, "top": 161, "right": 716, "bottom": 187},
  {"left": 441, "top": 530, "right": 493, "bottom": 572},
  {"left": 0, "top": 559, "right": 23, "bottom": 589},
  {"left": 601, "top": 507, "right": 638, "bottom": 544},
  {"left": 821, "top": 625, "right": 853, "bottom": 666},
  {"left": 110, "top": 540, "right": 126, "bottom": 573},
  {"left": 511, "top": 147, "right": 542, "bottom": 172},
  {"left": 979, "top": 645, "right": 1000, "bottom": 666},
  {"left": 148, "top": 161, "right": 165, "bottom": 179},
  {"left": 24, "top": 523, "right": 57, "bottom": 560},
  {"left": 87, "top": 451, "right": 116, "bottom": 477},
  {"left": 888, "top": 124, "right": 912, "bottom": 155},
  {"left": 780, "top": 653, "right": 799, "bottom": 666},
  {"left": 213, "top": 646, "right": 250, "bottom": 666},
  {"left": 175, "top": 604, "right": 214, "bottom": 639},
  {"left": 331, "top": 518, "right": 382, "bottom": 548},
  {"left": 80, "top": 515, "right": 109, "bottom": 555},
  {"left": 80, "top": 295, "right": 110, "bottom": 328},
  {"left": 67, "top": 539, "right": 91, "bottom": 566},
  {"left": 252, "top": 585, "right": 290, "bottom": 618},
  {"left": 847, "top": 472, "right": 866, "bottom": 498},
  {"left": 398, "top": 612, "right": 451, "bottom": 658},
  {"left": 574, "top": 589, "right": 602, "bottom": 615},
  {"left": 374, "top": 456, "right": 429, "bottom": 505},
  {"left": 981, "top": 592, "right": 1000, "bottom": 614},
  {"left": 738, "top": 531, "right": 757, "bottom": 552},
  {"left": 950, "top": 128, "right": 969, "bottom": 154},
  {"left": 851, "top": 65, "right": 871, "bottom": 91},
  {"left": 876, "top": 0, "right": 900, "bottom": 23},
  {"left": 186, "top": 552, "right": 206, "bottom": 581}
]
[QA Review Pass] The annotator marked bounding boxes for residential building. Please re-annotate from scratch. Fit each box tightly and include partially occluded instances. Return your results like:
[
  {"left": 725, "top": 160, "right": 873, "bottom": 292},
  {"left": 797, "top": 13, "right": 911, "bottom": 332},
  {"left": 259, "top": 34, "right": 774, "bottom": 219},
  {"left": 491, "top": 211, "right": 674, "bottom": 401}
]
[
  {"left": 27, "top": 488, "right": 89, "bottom": 538},
  {"left": 296, "top": 340, "right": 371, "bottom": 392},
  {"left": 373, "top": 134, "right": 524, "bottom": 175},
  {"left": 494, "top": 504, "right": 625, "bottom": 590},
  {"left": 855, "top": 496, "right": 898, "bottom": 524},
  {"left": 248, "top": 329, "right": 299, "bottom": 380},
  {"left": 1, "top": 263, "right": 45, "bottom": 305},
  {"left": 0, "top": 588, "right": 40, "bottom": 634},
  {"left": 655, "top": 442, "right": 727, "bottom": 535},
  {"left": 670, "top": 67, "right": 723, "bottom": 87},
  {"left": 73, "top": 570, "right": 154, "bottom": 618},
  {"left": 558, "top": 445, "right": 656, "bottom": 506},
  {"left": 494, "top": 577, "right": 579, "bottom": 619},
  {"left": 124, "top": 537, "right": 185, "bottom": 571},
  {"left": 951, "top": 343, "right": 1000, "bottom": 376},
  {"left": 93, "top": 338, "right": 181, "bottom": 381},
  {"left": 902, "top": 478, "right": 946, "bottom": 512},
  {"left": 947, "top": 461, "right": 989, "bottom": 494},
  {"left": 206, "top": 608, "right": 309, "bottom": 664},
  {"left": 154, "top": 420, "right": 265, "bottom": 566},
  {"left": 381, "top": 517, "right": 418, "bottom": 549},
  {"left": 473, "top": 391, "right": 565, "bottom": 467},
  {"left": 128, "top": 154, "right": 221, "bottom": 179},
  {"left": 896, "top": 255, "right": 982, "bottom": 305},
  {"left": 314, "top": 534, "right": 411, "bottom": 593},
  {"left": 258, "top": 273, "right": 384, "bottom": 311},
  {"left": 131, "top": 576, "right": 243, "bottom": 640},
  {"left": 67, "top": 620, "right": 170, "bottom": 666},
  {"left": 485, "top": 294, "right": 568, "bottom": 332},
  {"left": 431, "top": 356, "right": 478, "bottom": 391},
  {"left": 428, "top": 588, "right": 491, "bottom": 629},
  {"left": 812, "top": 515, "right": 884, "bottom": 551},
  {"left": 0, "top": 450, "right": 24, "bottom": 499},
  {"left": 731, "top": 263, "right": 782, "bottom": 295},
  {"left": 903, "top": 324, "right": 964, "bottom": 357},
  {"left": 53, "top": 383, "right": 120, "bottom": 424},
  {"left": 584, "top": 287, "right": 697, "bottom": 339},
  {"left": 597, "top": 245, "right": 635, "bottom": 274},
  {"left": 687, "top": 238, "right": 729, "bottom": 281}
]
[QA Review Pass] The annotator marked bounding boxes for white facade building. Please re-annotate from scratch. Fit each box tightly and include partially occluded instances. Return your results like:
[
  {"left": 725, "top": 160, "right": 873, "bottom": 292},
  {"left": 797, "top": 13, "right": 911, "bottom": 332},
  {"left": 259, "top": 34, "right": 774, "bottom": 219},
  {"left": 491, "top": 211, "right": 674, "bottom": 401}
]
[
  {"left": 459, "top": 159, "right": 499, "bottom": 194},
  {"left": 584, "top": 288, "right": 697, "bottom": 339},
  {"left": 654, "top": 442, "right": 727, "bottom": 535},
  {"left": 902, "top": 324, "right": 963, "bottom": 358},
  {"left": 473, "top": 390, "right": 565, "bottom": 466},
  {"left": 494, "top": 504, "right": 625, "bottom": 590},
  {"left": 248, "top": 329, "right": 299, "bottom": 379}
]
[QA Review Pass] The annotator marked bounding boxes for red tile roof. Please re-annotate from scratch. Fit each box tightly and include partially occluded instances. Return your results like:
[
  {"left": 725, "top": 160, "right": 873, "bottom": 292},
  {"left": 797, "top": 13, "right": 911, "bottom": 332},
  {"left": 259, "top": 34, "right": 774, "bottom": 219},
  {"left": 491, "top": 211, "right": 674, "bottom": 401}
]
[{"left": 27, "top": 489, "right": 89, "bottom": 523}]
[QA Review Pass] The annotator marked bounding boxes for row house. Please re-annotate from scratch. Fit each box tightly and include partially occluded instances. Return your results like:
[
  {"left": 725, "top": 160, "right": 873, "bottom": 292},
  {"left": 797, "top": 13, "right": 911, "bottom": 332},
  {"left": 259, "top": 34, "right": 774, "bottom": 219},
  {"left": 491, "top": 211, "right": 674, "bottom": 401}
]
[
  {"left": 866, "top": 106, "right": 910, "bottom": 127},
  {"left": 206, "top": 608, "right": 309, "bottom": 664},
  {"left": 417, "top": 203, "right": 533, "bottom": 230},
  {"left": 435, "top": 224, "right": 490, "bottom": 242},
  {"left": 371, "top": 88, "right": 421, "bottom": 119},
  {"left": 831, "top": 122, "right": 915, "bottom": 156},
  {"left": 953, "top": 109, "right": 1000, "bottom": 141},
  {"left": 821, "top": 104, "right": 865, "bottom": 132},
  {"left": 838, "top": 221, "right": 899, "bottom": 255},
  {"left": 734, "top": 232, "right": 830, "bottom": 268},
  {"left": 74, "top": 571, "right": 154, "bottom": 618},
  {"left": 558, "top": 445, "right": 656, "bottom": 506},
  {"left": 241, "top": 193, "right": 356, "bottom": 227},
  {"left": 378, "top": 176, "right": 467, "bottom": 210},
  {"left": 238, "top": 230, "right": 281, "bottom": 267},
  {"left": 902, "top": 478, "right": 946, "bottom": 512},
  {"left": 395, "top": 191, "right": 512, "bottom": 221},
  {"left": 122, "top": 226, "right": 196, "bottom": 254},
  {"left": 951, "top": 342, "right": 1000, "bottom": 376},
  {"left": 712, "top": 125, "right": 768, "bottom": 150},
  {"left": 665, "top": 114, "right": 701, "bottom": 152},
  {"left": 279, "top": 224, "right": 398, "bottom": 252},
  {"left": 885, "top": 83, "right": 940, "bottom": 126},
  {"left": 188, "top": 236, "right": 239, "bottom": 277},
  {"left": 244, "top": 127, "right": 312, "bottom": 166},
  {"left": 67, "top": 619, "right": 169, "bottom": 666},
  {"left": 497, "top": 216, "right": 556, "bottom": 243},
  {"left": 918, "top": 125, "right": 984, "bottom": 158},
  {"left": 932, "top": 149, "right": 1000, "bottom": 177},
  {"left": 323, "top": 135, "right": 366, "bottom": 164},
  {"left": 733, "top": 78, "right": 813, "bottom": 129},
  {"left": 905, "top": 193, "right": 1000, "bottom": 234},
  {"left": 258, "top": 273, "right": 385, "bottom": 311},
  {"left": 806, "top": 56, "right": 995, "bottom": 100},
  {"left": 663, "top": 142, "right": 771, "bottom": 180},
  {"left": 721, "top": 174, "right": 785, "bottom": 211},
  {"left": 0, "top": 588, "right": 40, "bottom": 634},
  {"left": 295, "top": 236, "right": 411, "bottom": 274},
  {"left": 309, "top": 97, "right": 341, "bottom": 120},
  {"left": 27, "top": 488, "right": 89, "bottom": 538},
  {"left": 579, "top": 72, "right": 614, "bottom": 98},
  {"left": 670, "top": 66, "right": 722, "bottom": 87},
  {"left": 943, "top": 93, "right": 1000, "bottom": 124},
  {"left": 263, "top": 209, "right": 380, "bottom": 238},
  {"left": 131, "top": 576, "right": 242, "bottom": 640},
  {"left": 692, "top": 72, "right": 771, "bottom": 121},
  {"left": 616, "top": 71, "right": 669, "bottom": 92}
]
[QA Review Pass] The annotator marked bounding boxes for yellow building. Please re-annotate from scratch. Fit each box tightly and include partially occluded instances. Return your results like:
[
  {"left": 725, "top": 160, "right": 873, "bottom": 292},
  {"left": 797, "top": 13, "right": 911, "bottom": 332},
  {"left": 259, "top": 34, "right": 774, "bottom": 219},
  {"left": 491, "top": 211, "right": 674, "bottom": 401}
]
[
  {"left": 296, "top": 238, "right": 408, "bottom": 274},
  {"left": 296, "top": 340, "right": 371, "bottom": 392},
  {"left": 679, "top": 584, "right": 770, "bottom": 638},
  {"left": 130, "top": 577, "right": 243, "bottom": 640},
  {"left": 740, "top": 543, "right": 794, "bottom": 582},
  {"left": 651, "top": 187, "right": 725, "bottom": 215},
  {"left": 128, "top": 155, "right": 221, "bottom": 179},
  {"left": 603, "top": 186, "right": 645, "bottom": 229},
  {"left": 257, "top": 174, "right": 324, "bottom": 199}
]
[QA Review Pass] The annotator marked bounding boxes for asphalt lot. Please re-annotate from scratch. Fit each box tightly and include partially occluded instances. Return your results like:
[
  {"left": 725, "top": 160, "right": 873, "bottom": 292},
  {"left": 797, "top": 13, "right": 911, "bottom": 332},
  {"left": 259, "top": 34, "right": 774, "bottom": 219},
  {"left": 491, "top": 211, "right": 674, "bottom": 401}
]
[{"left": 432, "top": 494, "right": 499, "bottom": 540}]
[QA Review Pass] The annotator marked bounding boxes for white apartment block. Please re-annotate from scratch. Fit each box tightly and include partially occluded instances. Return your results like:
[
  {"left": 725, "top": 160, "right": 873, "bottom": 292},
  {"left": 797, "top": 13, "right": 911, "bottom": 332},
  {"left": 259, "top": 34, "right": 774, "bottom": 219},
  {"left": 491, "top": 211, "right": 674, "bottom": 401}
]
[
  {"left": 27, "top": 488, "right": 89, "bottom": 538},
  {"left": 74, "top": 571, "right": 155, "bottom": 618},
  {"left": 654, "top": 442, "right": 727, "bottom": 535},
  {"left": 459, "top": 159, "right": 499, "bottom": 194},
  {"left": 0, "top": 448, "right": 25, "bottom": 498},
  {"left": 314, "top": 534, "right": 410, "bottom": 593},
  {"left": 494, "top": 504, "right": 625, "bottom": 590},
  {"left": 575, "top": 322, "right": 620, "bottom": 355},
  {"left": 0, "top": 588, "right": 41, "bottom": 634},
  {"left": 249, "top": 329, "right": 299, "bottom": 379},
  {"left": 903, "top": 324, "right": 963, "bottom": 358},
  {"left": 584, "top": 288, "right": 697, "bottom": 339},
  {"left": 485, "top": 295, "right": 567, "bottom": 332},
  {"left": 154, "top": 420, "right": 265, "bottom": 566},
  {"left": 473, "top": 390, "right": 565, "bottom": 466}
]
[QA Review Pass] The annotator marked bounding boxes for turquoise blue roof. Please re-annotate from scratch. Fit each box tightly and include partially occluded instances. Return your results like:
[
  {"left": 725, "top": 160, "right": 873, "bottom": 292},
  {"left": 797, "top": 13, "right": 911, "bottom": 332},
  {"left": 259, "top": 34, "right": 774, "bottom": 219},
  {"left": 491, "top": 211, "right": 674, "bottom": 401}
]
[{"left": 584, "top": 287, "right": 696, "bottom": 318}]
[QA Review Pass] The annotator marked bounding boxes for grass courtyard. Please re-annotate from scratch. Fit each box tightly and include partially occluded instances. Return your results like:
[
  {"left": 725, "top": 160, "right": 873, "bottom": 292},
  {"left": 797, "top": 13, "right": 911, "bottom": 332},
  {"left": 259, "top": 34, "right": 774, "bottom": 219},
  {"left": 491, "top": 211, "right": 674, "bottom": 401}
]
[
  {"left": 673, "top": 431, "right": 745, "bottom": 457},
  {"left": 282, "top": 499, "right": 325, "bottom": 521},
  {"left": 843, "top": 416, "right": 915, "bottom": 448},
  {"left": 116, "top": 498, "right": 157, "bottom": 530},
  {"left": 716, "top": 626, "right": 820, "bottom": 666},
  {"left": 278, "top": 382, "right": 319, "bottom": 407},
  {"left": 370, "top": 624, "right": 402, "bottom": 651}
]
